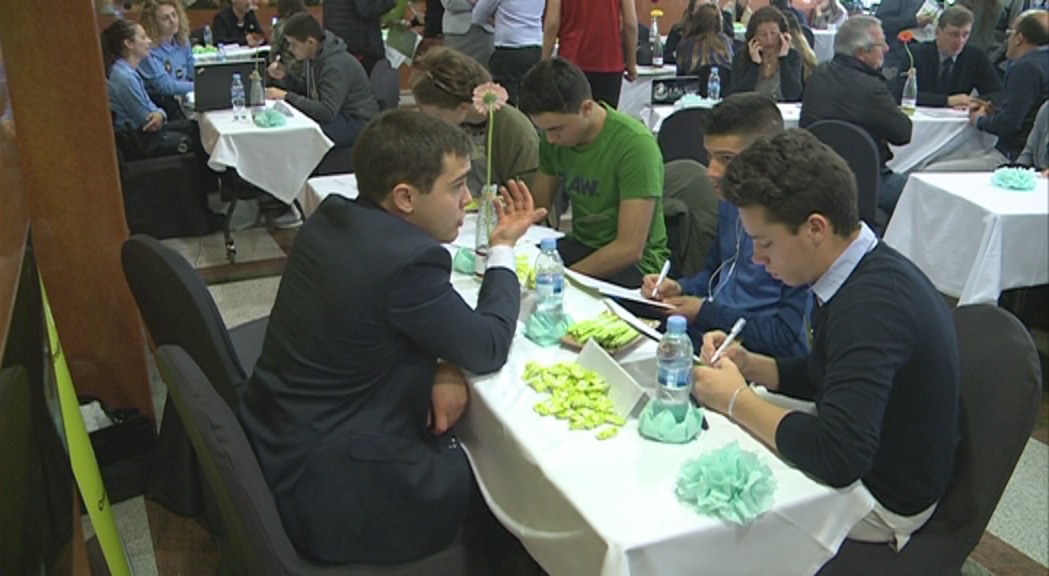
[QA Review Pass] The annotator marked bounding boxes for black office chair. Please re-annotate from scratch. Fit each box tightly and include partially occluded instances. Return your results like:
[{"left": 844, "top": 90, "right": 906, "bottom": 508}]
[
  {"left": 657, "top": 108, "right": 709, "bottom": 165},
  {"left": 807, "top": 120, "right": 886, "bottom": 233},
  {"left": 370, "top": 58, "right": 401, "bottom": 111},
  {"left": 121, "top": 234, "right": 268, "bottom": 519},
  {"left": 155, "top": 346, "right": 489, "bottom": 575},
  {"left": 663, "top": 159, "right": 719, "bottom": 278},
  {"left": 818, "top": 304, "right": 1042, "bottom": 576}
]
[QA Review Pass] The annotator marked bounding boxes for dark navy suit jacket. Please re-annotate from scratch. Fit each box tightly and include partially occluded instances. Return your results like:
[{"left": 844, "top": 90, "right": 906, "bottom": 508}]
[{"left": 239, "top": 196, "right": 520, "bottom": 565}]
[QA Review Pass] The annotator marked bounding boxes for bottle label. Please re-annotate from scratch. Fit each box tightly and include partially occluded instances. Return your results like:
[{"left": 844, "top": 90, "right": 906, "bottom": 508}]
[{"left": 657, "top": 364, "right": 692, "bottom": 389}]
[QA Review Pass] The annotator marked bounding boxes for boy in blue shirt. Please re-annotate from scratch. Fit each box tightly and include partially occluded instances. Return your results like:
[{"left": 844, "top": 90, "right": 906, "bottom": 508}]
[{"left": 643, "top": 94, "right": 809, "bottom": 357}]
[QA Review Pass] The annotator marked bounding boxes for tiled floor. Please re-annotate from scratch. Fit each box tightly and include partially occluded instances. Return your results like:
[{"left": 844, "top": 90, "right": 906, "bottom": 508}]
[{"left": 106, "top": 223, "right": 1049, "bottom": 575}]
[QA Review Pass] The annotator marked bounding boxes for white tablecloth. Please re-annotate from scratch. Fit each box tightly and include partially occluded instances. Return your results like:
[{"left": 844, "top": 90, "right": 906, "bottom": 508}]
[
  {"left": 445, "top": 226, "right": 874, "bottom": 576},
  {"left": 199, "top": 101, "right": 333, "bottom": 205},
  {"left": 883, "top": 172, "right": 1049, "bottom": 305},
  {"left": 618, "top": 65, "right": 678, "bottom": 120},
  {"left": 641, "top": 103, "right": 997, "bottom": 173},
  {"left": 812, "top": 29, "right": 836, "bottom": 63}
]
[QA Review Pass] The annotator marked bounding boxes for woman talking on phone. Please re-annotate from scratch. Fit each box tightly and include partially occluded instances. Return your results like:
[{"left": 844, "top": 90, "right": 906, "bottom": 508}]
[{"left": 731, "top": 6, "right": 804, "bottom": 102}]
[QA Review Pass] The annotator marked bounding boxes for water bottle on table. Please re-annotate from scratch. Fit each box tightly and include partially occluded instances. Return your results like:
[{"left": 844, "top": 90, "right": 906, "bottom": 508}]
[
  {"left": 231, "top": 73, "right": 246, "bottom": 121},
  {"left": 655, "top": 315, "right": 693, "bottom": 422},
  {"left": 707, "top": 66, "right": 721, "bottom": 101},
  {"left": 203, "top": 24, "right": 213, "bottom": 47},
  {"left": 534, "top": 238, "right": 565, "bottom": 326}
]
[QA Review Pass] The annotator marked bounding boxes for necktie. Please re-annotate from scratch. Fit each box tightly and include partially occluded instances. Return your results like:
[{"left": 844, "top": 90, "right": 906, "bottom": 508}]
[{"left": 940, "top": 59, "right": 953, "bottom": 93}]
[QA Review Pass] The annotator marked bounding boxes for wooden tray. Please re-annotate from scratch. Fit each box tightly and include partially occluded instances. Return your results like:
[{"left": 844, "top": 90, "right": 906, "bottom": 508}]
[{"left": 561, "top": 319, "right": 661, "bottom": 356}]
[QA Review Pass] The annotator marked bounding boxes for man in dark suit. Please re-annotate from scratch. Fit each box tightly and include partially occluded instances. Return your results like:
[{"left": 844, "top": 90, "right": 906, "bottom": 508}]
[
  {"left": 238, "top": 109, "right": 547, "bottom": 566},
  {"left": 890, "top": 6, "right": 1005, "bottom": 108},
  {"left": 801, "top": 15, "right": 913, "bottom": 214}
]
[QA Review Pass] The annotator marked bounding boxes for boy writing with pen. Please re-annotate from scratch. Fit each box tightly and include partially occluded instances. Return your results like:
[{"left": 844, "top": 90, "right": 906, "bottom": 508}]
[
  {"left": 693, "top": 128, "right": 960, "bottom": 555},
  {"left": 643, "top": 94, "right": 809, "bottom": 358}
]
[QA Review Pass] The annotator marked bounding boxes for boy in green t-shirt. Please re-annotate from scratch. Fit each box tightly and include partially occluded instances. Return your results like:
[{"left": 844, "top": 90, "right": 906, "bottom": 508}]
[{"left": 519, "top": 57, "right": 669, "bottom": 288}]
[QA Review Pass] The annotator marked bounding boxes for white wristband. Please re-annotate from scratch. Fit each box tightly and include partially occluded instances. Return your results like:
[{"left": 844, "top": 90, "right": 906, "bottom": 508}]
[{"left": 727, "top": 385, "right": 747, "bottom": 419}]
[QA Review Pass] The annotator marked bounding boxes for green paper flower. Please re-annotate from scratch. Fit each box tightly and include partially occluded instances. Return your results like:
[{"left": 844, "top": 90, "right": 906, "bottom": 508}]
[{"left": 675, "top": 441, "right": 777, "bottom": 525}]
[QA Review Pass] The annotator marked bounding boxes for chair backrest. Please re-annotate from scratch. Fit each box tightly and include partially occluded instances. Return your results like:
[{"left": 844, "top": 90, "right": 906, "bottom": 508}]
[
  {"left": 819, "top": 304, "right": 1042, "bottom": 574},
  {"left": 917, "top": 304, "right": 1042, "bottom": 559},
  {"left": 154, "top": 346, "right": 306, "bottom": 574},
  {"left": 806, "top": 119, "right": 881, "bottom": 231},
  {"left": 657, "top": 108, "right": 709, "bottom": 165},
  {"left": 663, "top": 159, "right": 719, "bottom": 277},
  {"left": 157, "top": 345, "right": 480, "bottom": 576},
  {"left": 121, "top": 234, "right": 244, "bottom": 407},
  {"left": 369, "top": 58, "right": 400, "bottom": 111}
]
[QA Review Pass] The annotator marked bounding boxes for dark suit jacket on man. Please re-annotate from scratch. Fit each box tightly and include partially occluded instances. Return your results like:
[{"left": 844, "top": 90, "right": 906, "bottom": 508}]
[
  {"left": 801, "top": 55, "right": 913, "bottom": 167},
  {"left": 238, "top": 196, "right": 520, "bottom": 565},
  {"left": 889, "top": 41, "right": 1004, "bottom": 107}
]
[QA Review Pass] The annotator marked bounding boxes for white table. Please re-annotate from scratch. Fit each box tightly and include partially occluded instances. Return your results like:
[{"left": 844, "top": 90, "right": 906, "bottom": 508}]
[
  {"left": 641, "top": 103, "right": 997, "bottom": 173},
  {"left": 812, "top": 29, "right": 836, "bottom": 63},
  {"left": 618, "top": 65, "right": 677, "bottom": 120},
  {"left": 446, "top": 225, "right": 874, "bottom": 576},
  {"left": 884, "top": 172, "right": 1049, "bottom": 305},
  {"left": 199, "top": 101, "right": 332, "bottom": 205}
]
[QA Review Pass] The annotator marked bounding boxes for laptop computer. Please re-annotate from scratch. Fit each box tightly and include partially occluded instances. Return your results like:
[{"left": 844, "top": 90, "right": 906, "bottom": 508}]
[
  {"left": 192, "top": 59, "right": 267, "bottom": 112},
  {"left": 651, "top": 76, "right": 701, "bottom": 106}
]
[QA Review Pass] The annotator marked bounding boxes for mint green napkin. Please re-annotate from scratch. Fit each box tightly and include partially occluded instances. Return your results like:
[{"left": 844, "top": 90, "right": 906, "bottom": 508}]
[
  {"left": 452, "top": 247, "right": 476, "bottom": 275},
  {"left": 991, "top": 167, "right": 1038, "bottom": 191},
  {"left": 638, "top": 398, "right": 705, "bottom": 443},
  {"left": 253, "top": 108, "right": 287, "bottom": 128},
  {"left": 675, "top": 441, "right": 777, "bottom": 525},
  {"left": 524, "top": 311, "right": 572, "bottom": 347}
]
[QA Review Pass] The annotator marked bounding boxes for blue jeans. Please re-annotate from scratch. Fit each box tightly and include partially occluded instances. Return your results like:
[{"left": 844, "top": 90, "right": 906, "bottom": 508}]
[
  {"left": 321, "top": 114, "right": 367, "bottom": 148},
  {"left": 879, "top": 168, "right": 909, "bottom": 216}
]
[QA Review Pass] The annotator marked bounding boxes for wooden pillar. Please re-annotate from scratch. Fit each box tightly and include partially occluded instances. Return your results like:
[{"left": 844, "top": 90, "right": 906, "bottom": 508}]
[{"left": 0, "top": 0, "right": 153, "bottom": 418}]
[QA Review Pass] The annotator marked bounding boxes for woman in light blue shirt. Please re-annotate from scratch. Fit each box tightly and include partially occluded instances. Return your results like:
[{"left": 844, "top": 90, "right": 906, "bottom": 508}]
[
  {"left": 103, "top": 19, "right": 166, "bottom": 132},
  {"left": 139, "top": 0, "right": 194, "bottom": 98}
]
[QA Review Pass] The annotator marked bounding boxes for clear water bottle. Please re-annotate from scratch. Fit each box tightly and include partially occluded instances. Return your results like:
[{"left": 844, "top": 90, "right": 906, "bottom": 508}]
[
  {"left": 534, "top": 238, "right": 565, "bottom": 325},
  {"left": 231, "top": 73, "right": 246, "bottom": 120},
  {"left": 651, "top": 13, "right": 664, "bottom": 68},
  {"left": 707, "top": 66, "right": 721, "bottom": 101},
  {"left": 203, "top": 24, "right": 213, "bottom": 47},
  {"left": 655, "top": 316, "right": 693, "bottom": 422}
]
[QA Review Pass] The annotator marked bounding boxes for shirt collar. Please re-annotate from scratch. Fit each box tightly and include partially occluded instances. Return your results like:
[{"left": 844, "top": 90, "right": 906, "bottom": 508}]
[
  {"left": 937, "top": 50, "right": 957, "bottom": 65},
  {"left": 811, "top": 222, "right": 878, "bottom": 305}
]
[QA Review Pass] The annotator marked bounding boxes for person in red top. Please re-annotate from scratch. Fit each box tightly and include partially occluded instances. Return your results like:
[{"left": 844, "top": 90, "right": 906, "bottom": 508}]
[{"left": 542, "top": 0, "right": 639, "bottom": 107}]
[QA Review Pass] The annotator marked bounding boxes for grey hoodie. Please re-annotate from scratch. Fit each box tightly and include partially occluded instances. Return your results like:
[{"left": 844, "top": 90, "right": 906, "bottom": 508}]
[{"left": 282, "top": 31, "right": 379, "bottom": 125}]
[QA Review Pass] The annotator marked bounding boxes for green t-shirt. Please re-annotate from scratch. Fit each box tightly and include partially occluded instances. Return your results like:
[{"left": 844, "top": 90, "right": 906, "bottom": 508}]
[{"left": 538, "top": 106, "right": 669, "bottom": 276}]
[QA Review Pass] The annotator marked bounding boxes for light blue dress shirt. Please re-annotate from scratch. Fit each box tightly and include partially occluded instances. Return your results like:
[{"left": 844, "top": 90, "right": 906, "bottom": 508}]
[
  {"left": 138, "top": 40, "right": 195, "bottom": 97},
  {"left": 471, "top": 0, "right": 543, "bottom": 47},
  {"left": 109, "top": 59, "right": 165, "bottom": 130}
]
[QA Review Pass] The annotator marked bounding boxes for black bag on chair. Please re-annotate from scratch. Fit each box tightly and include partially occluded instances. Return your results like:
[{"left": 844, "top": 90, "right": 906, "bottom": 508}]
[{"left": 116, "top": 119, "right": 196, "bottom": 162}]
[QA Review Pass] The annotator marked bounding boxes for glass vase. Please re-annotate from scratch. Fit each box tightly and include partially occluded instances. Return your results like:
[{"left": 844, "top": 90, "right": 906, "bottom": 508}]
[
  {"left": 474, "top": 185, "right": 499, "bottom": 277},
  {"left": 901, "top": 69, "right": 917, "bottom": 116}
]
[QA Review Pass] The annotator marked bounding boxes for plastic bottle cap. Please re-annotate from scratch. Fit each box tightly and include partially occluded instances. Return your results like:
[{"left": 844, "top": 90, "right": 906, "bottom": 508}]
[
  {"left": 666, "top": 315, "right": 687, "bottom": 333},
  {"left": 233, "top": 73, "right": 241, "bottom": 78},
  {"left": 540, "top": 238, "right": 557, "bottom": 251}
]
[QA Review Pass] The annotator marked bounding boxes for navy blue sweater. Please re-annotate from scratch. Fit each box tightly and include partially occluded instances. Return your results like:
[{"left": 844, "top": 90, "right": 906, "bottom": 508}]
[
  {"left": 977, "top": 47, "right": 1049, "bottom": 159},
  {"left": 775, "top": 243, "right": 960, "bottom": 515}
]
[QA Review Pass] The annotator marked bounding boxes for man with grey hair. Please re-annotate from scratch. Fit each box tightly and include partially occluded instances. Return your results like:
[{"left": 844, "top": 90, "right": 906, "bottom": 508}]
[{"left": 801, "top": 15, "right": 912, "bottom": 216}]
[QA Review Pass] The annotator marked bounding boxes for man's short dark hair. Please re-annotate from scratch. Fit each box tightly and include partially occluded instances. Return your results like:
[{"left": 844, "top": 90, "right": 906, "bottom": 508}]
[
  {"left": 701, "top": 93, "right": 785, "bottom": 143},
  {"left": 1016, "top": 10, "right": 1049, "bottom": 46},
  {"left": 282, "top": 12, "right": 324, "bottom": 42},
  {"left": 721, "top": 129, "right": 860, "bottom": 237},
  {"left": 518, "top": 57, "right": 592, "bottom": 116},
  {"left": 938, "top": 5, "right": 974, "bottom": 29},
  {"left": 352, "top": 110, "right": 473, "bottom": 203}
]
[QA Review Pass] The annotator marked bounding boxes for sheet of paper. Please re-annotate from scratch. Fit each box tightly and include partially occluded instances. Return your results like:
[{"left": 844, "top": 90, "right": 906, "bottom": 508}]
[{"left": 564, "top": 269, "right": 675, "bottom": 310}]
